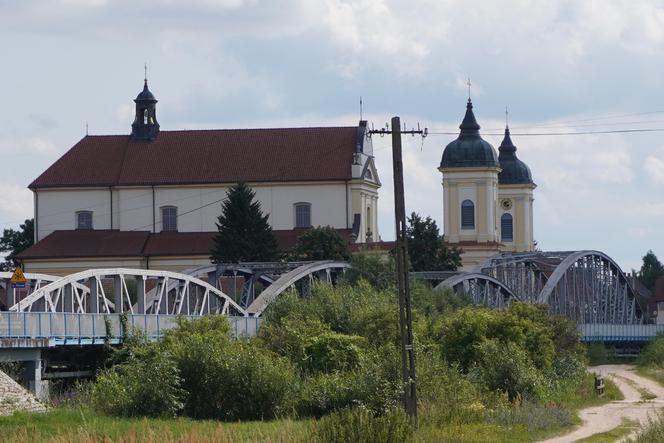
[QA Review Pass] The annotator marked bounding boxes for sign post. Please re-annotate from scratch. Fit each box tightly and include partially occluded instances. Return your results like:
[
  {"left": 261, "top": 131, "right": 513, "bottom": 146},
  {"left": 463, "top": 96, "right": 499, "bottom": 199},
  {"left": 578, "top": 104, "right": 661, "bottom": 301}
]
[{"left": 10, "top": 266, "right": 27, "bottom": 289}]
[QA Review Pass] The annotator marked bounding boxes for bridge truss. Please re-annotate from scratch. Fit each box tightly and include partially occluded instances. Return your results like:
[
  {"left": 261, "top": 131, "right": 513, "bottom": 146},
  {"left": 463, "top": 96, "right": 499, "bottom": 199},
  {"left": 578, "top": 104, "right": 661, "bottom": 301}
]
[
  {"left": 4, "top": 261, "right": 350, "bottom": 318},
  {"left": 434, "top": 272, "right": 518, "bottom": 309},
  {"left": 8, "top": 269, "right": 247, "bottom": 316},
  {"left": 473, "top": 250, "right": 644, "bottom": 324}
]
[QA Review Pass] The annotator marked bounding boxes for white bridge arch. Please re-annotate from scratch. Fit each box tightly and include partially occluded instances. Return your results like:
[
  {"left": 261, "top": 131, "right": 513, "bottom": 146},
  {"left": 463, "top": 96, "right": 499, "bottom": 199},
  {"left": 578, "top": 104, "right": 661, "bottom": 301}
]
[
  {"left": 8, "top": 268, "right": 247, "bottom": 317},
  {"left": 246, "top": 261, "right": 350, "bottom": 316}
]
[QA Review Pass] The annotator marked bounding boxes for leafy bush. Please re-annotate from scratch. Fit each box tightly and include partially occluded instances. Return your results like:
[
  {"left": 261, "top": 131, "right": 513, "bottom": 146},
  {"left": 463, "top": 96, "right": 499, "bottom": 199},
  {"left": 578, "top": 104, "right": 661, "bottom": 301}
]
[
  {"left": 295, "top": 347, "right": 401, "bottom": 417},
  {"left": 344, "top": 251, "right": 395, "bottom": 290},
  {"left": 586, "top": 342, "right": 608, "bottom": 366},
  {"left": 92, "top": 344, "right": 185, "bottom": 417},
  {"left": 164, "top": 318, "right": 296, "bottom": 421},
  {"left": 411, "top": 280, "right": 469, "bottom": 318},
  {"left": 417, "top": 351, "right": 491, "bottom": 426},
  {"left": 469, "top": 340, "right": 544, "bottom": 401},
  {"left": 261, "top": 280, "right": 398, "bottom": 349},
  {"left": 313, "top": 407, "right": 413, "bottom": 443},
  {"left": 290, "top": 226, "right": 349, "bottom": 260},
  {"left": 304, "top": 332, "right": 367, "bottom": 373},
  {"left": 639, "top": 334, "right": 664, "bottom": 366},
  {"left": 437, "top": 303, "right": 559, "bottom": 372}
]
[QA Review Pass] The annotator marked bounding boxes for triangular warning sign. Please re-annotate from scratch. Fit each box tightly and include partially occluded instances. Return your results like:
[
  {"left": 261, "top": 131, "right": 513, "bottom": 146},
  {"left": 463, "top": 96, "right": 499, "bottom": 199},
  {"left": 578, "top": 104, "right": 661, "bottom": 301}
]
[{"left": 10, "top": 266, "right": 26, "bottom": 284}]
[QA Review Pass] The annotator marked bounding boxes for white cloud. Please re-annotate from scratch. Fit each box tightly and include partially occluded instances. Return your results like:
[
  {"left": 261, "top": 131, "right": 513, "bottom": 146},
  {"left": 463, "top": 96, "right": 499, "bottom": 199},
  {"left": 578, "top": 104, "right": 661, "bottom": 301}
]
[
  {"left": 0, "top": 185, "right": 33, "bottom": 222},
  {"left": 644, "top": 153, "right": 664, "bottom": 184},
  {"left": 0, "top": 136, "right": 59, "bottom": 157}
]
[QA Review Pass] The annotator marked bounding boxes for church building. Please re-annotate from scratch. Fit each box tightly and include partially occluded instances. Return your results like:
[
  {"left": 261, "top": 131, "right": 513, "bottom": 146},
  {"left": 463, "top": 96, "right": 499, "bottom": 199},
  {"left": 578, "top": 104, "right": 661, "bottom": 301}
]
[
  {"left": 440, "top": 99, "right": 536, "bottom": 270},
  {"left": 18, "top": 79, "right": 380, "bottom": 275}
]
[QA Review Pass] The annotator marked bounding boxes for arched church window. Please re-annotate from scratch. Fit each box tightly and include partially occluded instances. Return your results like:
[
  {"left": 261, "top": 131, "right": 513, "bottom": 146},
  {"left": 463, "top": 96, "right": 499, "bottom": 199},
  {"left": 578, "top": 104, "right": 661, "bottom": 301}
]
[
  {"left": 294, "top": 203, "right": 311, "bottom": 228},
  {"left": 501, "top": 213, "right": 513, "bottom": 242},
  {"left": 161, "top": 206, "right": 178, "bottom": 232},
  {"left": 461, "top": 200, "right": 475, "bottom": 229},
  {"left": 143, "top": 109, "right": 149, "bottom": 124},
  {"left": 76, "top": 211, "right": 93, "bottom": 230}
]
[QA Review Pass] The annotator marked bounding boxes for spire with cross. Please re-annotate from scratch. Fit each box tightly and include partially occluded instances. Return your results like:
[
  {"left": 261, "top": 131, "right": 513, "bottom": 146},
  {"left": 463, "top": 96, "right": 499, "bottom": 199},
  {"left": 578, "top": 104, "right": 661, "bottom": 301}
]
[{"left": 467, "top": 77, "right": 472, "bottom": 101}]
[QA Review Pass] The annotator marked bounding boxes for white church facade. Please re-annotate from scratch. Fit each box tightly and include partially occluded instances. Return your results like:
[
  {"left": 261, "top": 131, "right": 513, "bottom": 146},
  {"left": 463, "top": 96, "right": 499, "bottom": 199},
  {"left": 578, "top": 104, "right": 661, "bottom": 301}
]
[
  {"left": 440, "top": 99, "right": 536, "bottom": 270},
  {"left": 19, "top": 79, "right": 380, "bottom": 275}
]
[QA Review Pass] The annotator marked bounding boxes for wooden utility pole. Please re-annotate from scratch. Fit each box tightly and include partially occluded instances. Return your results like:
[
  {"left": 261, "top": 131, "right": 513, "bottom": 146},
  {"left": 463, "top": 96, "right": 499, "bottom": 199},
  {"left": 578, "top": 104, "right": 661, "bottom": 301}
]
[
  {"left": 368, "top": 116, "right": 417, "bottom": 424},
  {"left": 368, "top": 116, "right": 425, "bottom": 423}
]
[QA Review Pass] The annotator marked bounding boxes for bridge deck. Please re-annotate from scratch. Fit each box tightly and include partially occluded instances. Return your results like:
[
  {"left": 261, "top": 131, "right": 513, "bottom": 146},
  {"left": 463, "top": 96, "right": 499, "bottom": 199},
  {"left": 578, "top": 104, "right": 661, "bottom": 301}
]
[{"left": 0, "top": 312, "right": 260, "bottom": 347}]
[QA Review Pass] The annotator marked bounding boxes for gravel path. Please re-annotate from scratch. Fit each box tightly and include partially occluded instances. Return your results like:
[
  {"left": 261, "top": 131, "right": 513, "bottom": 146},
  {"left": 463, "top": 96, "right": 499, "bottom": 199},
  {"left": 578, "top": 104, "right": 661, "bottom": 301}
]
[{"left": 538, "top": 365, "right": 664, "bottom": 443}]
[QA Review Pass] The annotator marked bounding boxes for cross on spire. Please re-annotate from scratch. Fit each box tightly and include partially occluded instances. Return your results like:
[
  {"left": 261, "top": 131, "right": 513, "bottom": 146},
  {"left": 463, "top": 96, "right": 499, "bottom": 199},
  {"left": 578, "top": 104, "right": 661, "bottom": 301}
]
[
  {"left": 505, "top": 106, "right": 509, "bottom": 128},
  {"left": 144, "top": 62, "right": 148, "bottom": 82},
  {"left": 467, "top": 77, "right": 472, "bottom": 101}
]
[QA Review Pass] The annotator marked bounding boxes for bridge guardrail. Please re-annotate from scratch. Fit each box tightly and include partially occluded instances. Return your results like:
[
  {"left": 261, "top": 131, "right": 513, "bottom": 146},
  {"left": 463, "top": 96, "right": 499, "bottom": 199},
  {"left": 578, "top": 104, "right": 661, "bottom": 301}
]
[
  {"left": 580, "top": 323, "right": 664, "bottom": 342},
  {"left": 0, "top": 312, "right": 260, "bottom": 346}
]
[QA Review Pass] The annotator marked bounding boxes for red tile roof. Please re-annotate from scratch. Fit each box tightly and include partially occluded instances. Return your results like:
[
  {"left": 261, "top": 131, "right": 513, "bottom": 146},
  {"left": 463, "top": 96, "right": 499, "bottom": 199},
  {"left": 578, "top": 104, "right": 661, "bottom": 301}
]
[
  {"left": 18, "top": 228, "right": 354, "bottom": 260},
  {"left": 30, "top": 127, "right": 359, "bottom": 189},
  {"left": 16, "top": 230, "right": 151, "bottom": 259}
]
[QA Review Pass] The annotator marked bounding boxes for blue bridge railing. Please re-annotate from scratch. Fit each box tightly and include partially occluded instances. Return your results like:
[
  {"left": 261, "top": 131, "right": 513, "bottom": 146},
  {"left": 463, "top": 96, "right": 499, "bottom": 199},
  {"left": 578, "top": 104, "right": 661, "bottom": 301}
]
[
  {"left": 0, "top": 312, "right": 261, "bottom": 347},
  {"left": 579, "top": 323, "right": 664, "bottom": 342}
]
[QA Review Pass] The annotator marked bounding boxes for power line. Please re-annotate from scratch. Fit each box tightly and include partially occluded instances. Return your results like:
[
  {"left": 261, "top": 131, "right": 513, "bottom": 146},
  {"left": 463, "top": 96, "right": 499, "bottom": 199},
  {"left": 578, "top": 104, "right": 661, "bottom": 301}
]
[{"left": 426, "top": 128, "right": 664, "bottom": 136}]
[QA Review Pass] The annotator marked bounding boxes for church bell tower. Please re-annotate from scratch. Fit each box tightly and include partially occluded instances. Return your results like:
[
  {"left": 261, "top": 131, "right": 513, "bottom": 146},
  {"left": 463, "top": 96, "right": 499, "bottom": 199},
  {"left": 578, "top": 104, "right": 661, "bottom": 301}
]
[{"left": 131, "top": 77, "right": 160, "bottom": 142}]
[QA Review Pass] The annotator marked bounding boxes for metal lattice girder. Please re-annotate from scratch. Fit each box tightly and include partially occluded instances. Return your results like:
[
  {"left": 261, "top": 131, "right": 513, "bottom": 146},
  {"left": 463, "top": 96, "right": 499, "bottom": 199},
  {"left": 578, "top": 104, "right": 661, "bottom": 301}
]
[
  {"left": 476, "top": 250, "right": 644, "bottom": 324},
  {"left": 435, "top": 272, "right": 518, "bottom": 308},
  {"left": 0, "top": 271, "right": 91, "bottom": 312},
  {"left": 246, "top": 261, "right": 350, "bottom": 316},
  {"left": 9, "top": 268, "right": 247, "bottom": 317}
]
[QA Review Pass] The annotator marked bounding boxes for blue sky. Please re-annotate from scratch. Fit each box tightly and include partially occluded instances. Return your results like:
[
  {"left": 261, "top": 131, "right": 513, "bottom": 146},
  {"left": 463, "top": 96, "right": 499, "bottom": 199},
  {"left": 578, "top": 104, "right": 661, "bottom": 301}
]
[{"left": 1, "top": 0, "right": 663, "bottom": 271}]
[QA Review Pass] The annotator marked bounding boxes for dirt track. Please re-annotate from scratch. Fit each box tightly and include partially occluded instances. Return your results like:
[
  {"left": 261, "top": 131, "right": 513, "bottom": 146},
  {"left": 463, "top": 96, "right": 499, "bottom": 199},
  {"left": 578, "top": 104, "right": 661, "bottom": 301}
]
[{"left": 538, "top": 365, "right": 664, "bottom": 443}]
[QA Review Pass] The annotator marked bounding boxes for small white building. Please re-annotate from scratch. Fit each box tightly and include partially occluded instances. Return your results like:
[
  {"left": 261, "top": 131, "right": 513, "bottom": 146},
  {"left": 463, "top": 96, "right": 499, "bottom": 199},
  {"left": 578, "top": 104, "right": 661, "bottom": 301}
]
[
  {"left": 19, "top": 80, "right": 380, "bottom": 275},
  {"left": 439, "top": 100, "right": 536, "bottom": 270}
]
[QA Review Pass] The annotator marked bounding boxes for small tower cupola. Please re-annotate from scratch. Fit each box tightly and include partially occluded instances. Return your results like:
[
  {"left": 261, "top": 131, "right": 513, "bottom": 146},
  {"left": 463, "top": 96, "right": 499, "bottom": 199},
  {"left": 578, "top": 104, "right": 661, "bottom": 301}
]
[
  {"left": 497, "top": 126, "right": 534, "bottom": 185},
  {"left": 131, "top": 78, "right": 160, "bottom": 142}
]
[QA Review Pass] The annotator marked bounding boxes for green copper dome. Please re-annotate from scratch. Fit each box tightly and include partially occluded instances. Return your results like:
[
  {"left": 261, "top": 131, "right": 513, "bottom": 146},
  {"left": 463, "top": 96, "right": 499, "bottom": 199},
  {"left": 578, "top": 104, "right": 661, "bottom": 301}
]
[
  {"left": 440, "top": 100, "right": 499, "bottom": 169},
  {"left": 497, "top": 127, "right": 534, "bottom": 185}
]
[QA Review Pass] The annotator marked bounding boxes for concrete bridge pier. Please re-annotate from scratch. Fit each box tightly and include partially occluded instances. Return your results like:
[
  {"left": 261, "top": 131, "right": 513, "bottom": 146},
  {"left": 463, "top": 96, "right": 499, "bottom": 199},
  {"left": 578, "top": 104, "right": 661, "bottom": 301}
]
[{"left": 0, "top": 345, "right": 46, "bottom": 401}]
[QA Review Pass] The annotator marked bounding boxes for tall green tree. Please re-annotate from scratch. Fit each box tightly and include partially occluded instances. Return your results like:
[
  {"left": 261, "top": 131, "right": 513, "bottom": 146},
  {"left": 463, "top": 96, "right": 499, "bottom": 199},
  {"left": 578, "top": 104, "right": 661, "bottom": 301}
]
[
  {"left": 210, "top": 183, "right": 279, "bottom": 263},
  {"left": 291, "top": 226, "right": 349, "bottom": 261},
  {"left": 638, "top": 250, "right": 664, "bottom": 291},
  {"left": 0, "top": 219, "right": 34, "bottom": 271},
  {"left": 406, "top": 212, "right": 462, "bottom": 272}
]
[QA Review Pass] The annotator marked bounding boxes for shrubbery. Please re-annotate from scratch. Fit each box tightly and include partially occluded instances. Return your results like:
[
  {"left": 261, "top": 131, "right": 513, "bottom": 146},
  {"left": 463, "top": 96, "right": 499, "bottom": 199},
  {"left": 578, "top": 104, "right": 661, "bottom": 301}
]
[
  {"left": 92, "top": 344, "right": 184, "bottom": 417},
  {"left": 87, "top": 257, "right": 590, "bottom": 436},
  {"left": 639, "top": 334, "right": 664, "bottom": 366}
]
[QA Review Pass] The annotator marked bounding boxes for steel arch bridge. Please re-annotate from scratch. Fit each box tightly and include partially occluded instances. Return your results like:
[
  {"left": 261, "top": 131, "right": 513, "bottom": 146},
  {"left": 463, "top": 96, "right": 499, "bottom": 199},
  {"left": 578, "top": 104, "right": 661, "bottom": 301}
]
[
  {"left": 8, "top": 268, "right": 247, "bottom": 316},
  {"left": 4, "top": 261, "right": 350, "bottom": 318},
  {"left": 468, "top": 250, "right": 645, "bottom": 324}
]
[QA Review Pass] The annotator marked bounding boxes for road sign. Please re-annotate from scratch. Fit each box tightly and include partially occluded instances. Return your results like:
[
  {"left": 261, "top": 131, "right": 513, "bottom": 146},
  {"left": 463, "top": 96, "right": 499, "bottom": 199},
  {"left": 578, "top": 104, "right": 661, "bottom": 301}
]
[
  {"left": 9, "top": 266, "right": 27, "bottom": 284},
  {"left": 11, "top": 283, "right": 25, "bottom": 289}
]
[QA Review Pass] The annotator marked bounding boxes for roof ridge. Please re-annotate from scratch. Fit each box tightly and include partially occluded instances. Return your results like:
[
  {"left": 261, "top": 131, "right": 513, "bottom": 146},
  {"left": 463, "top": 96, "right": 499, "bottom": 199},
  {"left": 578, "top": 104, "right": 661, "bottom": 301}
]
[{"left": 82, "top": 126, "right": 358, "bottom": 137}]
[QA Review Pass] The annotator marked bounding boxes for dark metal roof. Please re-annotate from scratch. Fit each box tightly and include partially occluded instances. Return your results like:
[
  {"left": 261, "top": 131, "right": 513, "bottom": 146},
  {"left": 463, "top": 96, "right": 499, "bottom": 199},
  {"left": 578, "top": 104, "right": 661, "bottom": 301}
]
[
  {"left": 497, "top": 127, "right": 534, "bottom": 185},
  {"left": 135, "top": 80, "right": 157, "bottom": 102},
  {"left": 440, "top": 100, "right": 499, "bottom": 169}
]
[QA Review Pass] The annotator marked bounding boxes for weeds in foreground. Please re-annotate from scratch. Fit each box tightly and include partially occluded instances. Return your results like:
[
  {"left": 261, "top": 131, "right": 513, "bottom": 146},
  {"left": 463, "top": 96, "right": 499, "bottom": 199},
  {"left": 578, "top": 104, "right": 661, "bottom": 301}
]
[{"left": 629, "top": 415, "right": 664, "bottom": 442}]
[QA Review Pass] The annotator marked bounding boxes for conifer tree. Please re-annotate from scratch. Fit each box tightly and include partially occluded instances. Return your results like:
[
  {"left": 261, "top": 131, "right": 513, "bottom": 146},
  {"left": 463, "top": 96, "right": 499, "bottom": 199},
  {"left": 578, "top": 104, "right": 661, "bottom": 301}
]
[{"left": 210, "top": 182, "right": 279, "bottom": 263}]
